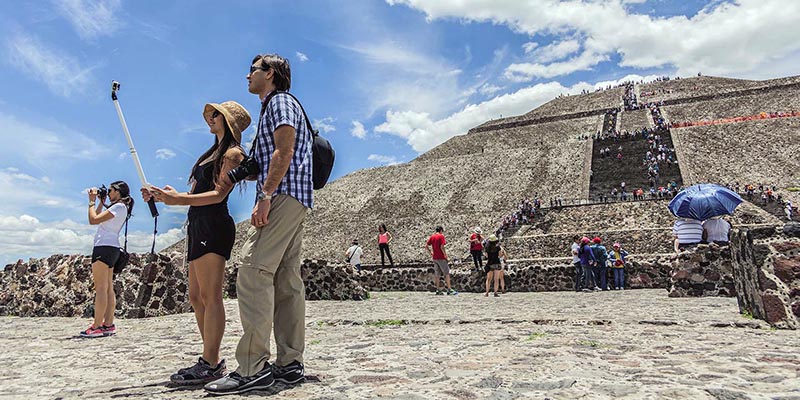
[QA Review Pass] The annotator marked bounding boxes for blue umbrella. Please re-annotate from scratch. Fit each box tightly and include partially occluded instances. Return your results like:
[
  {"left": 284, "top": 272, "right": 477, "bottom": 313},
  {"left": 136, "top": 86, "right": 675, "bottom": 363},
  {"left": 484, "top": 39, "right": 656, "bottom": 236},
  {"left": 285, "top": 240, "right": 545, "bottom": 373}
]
[{"left": 668, "top": 184, "right": 743, "bottom": 220}]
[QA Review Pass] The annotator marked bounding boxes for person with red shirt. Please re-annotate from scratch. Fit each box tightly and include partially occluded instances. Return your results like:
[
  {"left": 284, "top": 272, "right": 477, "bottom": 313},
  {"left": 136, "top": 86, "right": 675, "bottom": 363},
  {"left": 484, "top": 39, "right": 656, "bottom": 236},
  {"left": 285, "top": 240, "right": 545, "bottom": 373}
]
[
  {"left": 467, "top": 227, "right": 484, "bottom": 272},
  {"left": 426, "top": 226, "right": 456, "bottom": 295}
]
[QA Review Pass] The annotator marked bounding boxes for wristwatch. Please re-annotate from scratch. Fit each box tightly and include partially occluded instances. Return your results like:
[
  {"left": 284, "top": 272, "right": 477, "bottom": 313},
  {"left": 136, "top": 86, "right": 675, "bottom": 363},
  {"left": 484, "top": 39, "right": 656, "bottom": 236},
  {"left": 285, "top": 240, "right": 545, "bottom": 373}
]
[
  {"left": 257, "top": 191, "right": 268, "bottom": 201},
  {"left": 89, "top": 201, "right": 96, "bottom": 207}
]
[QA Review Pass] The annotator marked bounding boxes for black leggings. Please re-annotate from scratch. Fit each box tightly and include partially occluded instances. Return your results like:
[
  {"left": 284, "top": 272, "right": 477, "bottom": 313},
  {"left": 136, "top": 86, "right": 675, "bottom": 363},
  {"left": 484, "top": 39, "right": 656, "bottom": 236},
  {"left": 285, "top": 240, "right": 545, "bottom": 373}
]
[
  {"left": 471, "top": 249, "right": 483, "bottom": 270},
  {"left": 379, "top": 243, "right": 393, "bottom": 266}
]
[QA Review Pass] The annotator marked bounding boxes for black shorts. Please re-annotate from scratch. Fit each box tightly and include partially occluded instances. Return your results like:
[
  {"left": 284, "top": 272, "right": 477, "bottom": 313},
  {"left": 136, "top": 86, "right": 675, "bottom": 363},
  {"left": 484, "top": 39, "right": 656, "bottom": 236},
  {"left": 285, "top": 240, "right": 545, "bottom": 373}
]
[
  {"left": 92, "top": 246, "right": 120, "bottom": 268},
  {"left": 187, "top": 213, "right": 236, "bottom": 262}
]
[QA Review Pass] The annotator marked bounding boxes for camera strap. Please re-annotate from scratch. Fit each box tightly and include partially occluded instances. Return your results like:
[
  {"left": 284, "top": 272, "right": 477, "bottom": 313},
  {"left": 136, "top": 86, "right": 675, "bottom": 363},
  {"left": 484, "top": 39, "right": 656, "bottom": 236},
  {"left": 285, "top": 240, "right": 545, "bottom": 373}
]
[{"left": 123, "top": 216, "right": 128, "bottom": 252}]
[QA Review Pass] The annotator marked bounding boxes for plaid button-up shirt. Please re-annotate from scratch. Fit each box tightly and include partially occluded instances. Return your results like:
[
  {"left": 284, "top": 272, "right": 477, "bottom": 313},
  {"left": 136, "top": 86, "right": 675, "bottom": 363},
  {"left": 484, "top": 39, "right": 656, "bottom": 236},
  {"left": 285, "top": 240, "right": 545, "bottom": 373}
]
[{"left": 254, "top": 91, "right": 313, "bottom": 209}]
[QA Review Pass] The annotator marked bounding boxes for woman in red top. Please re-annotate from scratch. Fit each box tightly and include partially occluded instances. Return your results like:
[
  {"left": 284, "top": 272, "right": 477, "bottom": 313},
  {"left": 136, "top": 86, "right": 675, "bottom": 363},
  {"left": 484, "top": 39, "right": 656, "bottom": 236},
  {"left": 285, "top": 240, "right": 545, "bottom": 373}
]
[
  {"left": 378, "top": 224, "right": 394, "bottom": 267},
  {"left": 467, "top": 227, "right": 484, "bottom": 272}
]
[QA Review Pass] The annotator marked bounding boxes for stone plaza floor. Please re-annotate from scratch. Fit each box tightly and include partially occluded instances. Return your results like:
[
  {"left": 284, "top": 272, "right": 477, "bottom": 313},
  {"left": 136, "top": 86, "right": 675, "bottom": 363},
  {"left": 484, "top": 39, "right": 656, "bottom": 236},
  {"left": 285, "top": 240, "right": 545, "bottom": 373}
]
[{"left": 1, "top": 289, "right": 798, "bottom": 399}]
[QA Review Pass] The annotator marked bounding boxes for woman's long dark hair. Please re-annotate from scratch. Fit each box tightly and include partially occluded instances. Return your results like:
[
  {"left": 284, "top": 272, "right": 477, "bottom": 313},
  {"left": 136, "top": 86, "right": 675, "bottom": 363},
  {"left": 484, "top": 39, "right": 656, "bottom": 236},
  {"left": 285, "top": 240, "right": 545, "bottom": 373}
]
[
  {"left": 190, "top": 118, "right": 243, "bottom": 187},
  {"left": 487, "top": 240, "right": 500, "bottom": 253},
  {"left": 110, "top": 180, "right": 134, "bottom": 219},
  {"left": 379, "top": 223, "right": 387, "bottom": 233}
]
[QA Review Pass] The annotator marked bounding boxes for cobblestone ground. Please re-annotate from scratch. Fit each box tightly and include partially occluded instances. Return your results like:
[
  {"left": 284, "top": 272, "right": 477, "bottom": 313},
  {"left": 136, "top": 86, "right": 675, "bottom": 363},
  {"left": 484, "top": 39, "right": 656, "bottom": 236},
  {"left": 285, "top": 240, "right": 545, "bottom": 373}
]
[{"left": 1, "top": 289, "right": 799, "bottom": 399}]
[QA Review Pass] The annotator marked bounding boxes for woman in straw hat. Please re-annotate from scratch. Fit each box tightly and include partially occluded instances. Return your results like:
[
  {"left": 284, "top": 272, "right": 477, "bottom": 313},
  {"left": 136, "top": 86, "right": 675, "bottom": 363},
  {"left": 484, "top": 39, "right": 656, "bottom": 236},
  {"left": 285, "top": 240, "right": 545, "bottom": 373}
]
[
  {"left": 143, "top": 101, "right": 251, "bottom": 385},
  {"left": 483, "top": 234, "right": 507, "bottom": 297}
]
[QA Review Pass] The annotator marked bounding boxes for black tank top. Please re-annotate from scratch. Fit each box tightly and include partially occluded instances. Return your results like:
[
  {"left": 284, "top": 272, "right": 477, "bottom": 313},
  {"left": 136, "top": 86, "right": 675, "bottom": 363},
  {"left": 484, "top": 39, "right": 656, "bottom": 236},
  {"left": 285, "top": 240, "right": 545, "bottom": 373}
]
[
  {"left": 486, "top": 245, "right": 502, "bottom": 265},
  {"left": 188, "top": 162, "right": 229, "bottom": 217}
]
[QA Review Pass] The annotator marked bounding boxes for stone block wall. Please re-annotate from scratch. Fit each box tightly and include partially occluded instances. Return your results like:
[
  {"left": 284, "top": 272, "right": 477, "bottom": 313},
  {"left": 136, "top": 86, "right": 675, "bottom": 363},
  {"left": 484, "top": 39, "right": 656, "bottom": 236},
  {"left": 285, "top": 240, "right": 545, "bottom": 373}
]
[
  {"left": 0, "top": 253, "right": 190, "bottom": 318},
  {"left": 503, "top": 228, "right": 674, "bottom": 259},
  {"left": 667, "top": 244, "right": 736, "bottom": 298},
  {"left": 347, "top": 255, "right": 671, "bottom": 293},
  {"left": 1, "top": 255, "right": 368, "bottom": 318},
  {"left": 730, "top": 225, "right": 800, "bottom": 329}
]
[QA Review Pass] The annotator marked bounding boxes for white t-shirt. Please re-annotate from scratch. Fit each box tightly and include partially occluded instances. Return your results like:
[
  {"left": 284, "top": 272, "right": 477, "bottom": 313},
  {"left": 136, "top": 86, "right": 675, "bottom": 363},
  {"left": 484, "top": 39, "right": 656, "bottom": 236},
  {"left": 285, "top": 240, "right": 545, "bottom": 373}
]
[
  {"left": 703, "top": 219, "right": 731, "bottom": 242},
  {"left": 93, "top": 203, "right": 128, "bottom": 248},
  {"left": 347, "top": 245, "right": 363, "bottom": 265},
  {"left": 571, "top": 242, "right": 580, "bottom": 263}
]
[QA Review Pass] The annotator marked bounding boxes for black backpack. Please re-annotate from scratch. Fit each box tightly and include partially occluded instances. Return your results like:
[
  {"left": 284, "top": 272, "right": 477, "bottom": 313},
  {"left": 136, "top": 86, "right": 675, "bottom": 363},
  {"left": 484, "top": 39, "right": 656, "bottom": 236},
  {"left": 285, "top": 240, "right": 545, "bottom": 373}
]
[{"left": 263, "top": 91, "right": 335, "bottom": 190}]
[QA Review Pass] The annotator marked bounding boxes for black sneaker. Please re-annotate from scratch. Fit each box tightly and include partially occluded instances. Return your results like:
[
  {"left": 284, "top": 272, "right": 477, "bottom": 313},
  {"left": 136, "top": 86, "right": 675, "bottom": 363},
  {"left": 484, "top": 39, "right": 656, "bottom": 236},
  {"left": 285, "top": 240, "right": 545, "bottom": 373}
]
[
  {"left": 273, "top": 361, "right": 305, "bottom": 384},
  {"left": 204, "top": 364, "right": 274, "bottom": 395},
  {"left": 171, "top": 357, "right": 227, "bottom": 385}
]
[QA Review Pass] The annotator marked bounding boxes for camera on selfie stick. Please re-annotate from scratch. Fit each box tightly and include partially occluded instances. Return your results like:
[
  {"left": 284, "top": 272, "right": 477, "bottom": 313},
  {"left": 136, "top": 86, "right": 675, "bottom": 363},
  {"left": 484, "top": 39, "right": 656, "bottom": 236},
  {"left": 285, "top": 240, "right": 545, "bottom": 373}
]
[
  {"left": 110, "top": 81, "right": 158, "bottom": 218},
  {"left": 111, "top": 80, "right": 159, "bottom": 253}
]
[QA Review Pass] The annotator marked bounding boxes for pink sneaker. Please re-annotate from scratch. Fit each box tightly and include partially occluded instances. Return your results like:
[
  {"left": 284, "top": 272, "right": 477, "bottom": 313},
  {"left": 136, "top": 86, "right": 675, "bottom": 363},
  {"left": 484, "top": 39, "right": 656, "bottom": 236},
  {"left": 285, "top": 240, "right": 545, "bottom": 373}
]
[
  {"left": 80, "top": 325, "right": 104, "bottom": 338},
  {"left": 101, "top": 324, "right": 116, "bottom": 336}
]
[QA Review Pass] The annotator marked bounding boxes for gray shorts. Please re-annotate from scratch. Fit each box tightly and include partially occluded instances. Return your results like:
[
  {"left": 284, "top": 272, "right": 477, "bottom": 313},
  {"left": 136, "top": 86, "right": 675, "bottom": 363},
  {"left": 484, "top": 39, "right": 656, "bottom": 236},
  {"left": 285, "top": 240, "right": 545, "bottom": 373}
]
[
  {"left": 433, "top": 259, "right": 450, "bottom": 275},
  {"left": 487, "top": 263, "right": 503, "bottom": 271}
]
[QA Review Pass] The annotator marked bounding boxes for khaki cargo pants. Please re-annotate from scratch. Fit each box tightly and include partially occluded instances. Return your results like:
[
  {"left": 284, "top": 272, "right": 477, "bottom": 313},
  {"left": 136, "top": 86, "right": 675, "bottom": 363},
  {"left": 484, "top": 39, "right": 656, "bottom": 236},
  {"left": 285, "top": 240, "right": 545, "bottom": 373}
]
[{"left": 235, "top": 194, "right": 308, "bottom": 376}]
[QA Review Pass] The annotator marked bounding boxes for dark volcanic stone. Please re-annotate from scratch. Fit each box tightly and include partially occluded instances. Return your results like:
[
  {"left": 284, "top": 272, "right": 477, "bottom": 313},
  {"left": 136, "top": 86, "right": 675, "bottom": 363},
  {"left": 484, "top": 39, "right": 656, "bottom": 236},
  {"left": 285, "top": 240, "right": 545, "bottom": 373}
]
[
  {"left": 761, "top": 294, "right": 788, "bottom": 324},
  {"left": 783, "top": 222, "right": 800, "bottom": 238},
  {"left": 773, "top": 256, "right": 800, "bottom": 284}
]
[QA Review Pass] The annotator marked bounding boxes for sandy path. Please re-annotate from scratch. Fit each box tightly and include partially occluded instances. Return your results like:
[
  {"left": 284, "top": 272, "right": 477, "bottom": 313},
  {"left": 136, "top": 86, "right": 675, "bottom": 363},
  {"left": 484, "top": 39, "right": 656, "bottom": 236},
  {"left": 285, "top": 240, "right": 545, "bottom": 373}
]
[{"left": 1, "top": 290, "right": 798, "bottom": 399}]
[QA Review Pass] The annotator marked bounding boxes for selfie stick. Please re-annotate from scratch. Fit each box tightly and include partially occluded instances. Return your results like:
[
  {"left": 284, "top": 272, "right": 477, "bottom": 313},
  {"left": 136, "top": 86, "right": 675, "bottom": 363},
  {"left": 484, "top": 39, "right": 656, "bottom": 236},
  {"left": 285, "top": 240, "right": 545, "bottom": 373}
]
[{"left": 111, "top": 81, "right": 159, "bottom": 218}]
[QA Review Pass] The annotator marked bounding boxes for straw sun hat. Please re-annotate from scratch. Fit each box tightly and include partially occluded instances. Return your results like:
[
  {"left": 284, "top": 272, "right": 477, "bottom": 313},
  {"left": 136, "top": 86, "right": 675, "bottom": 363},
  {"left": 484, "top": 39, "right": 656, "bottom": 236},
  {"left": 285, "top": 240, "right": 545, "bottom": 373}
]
[{"left": 203, "top": 101, "right": 252, "bottom": 144}]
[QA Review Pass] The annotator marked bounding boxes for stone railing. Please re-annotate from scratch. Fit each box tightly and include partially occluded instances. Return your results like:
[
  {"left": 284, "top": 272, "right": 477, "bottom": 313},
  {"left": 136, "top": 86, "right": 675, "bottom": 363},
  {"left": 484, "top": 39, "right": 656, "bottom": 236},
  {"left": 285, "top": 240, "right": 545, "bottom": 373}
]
[
  {"left": 344, "top": 254, "right": 672, "bottom": 293},
  {"left": 503, "top": 228, "right": 674, "bottom": 258},
  {"left": 0, "top": 255, "right": 368, "bottom": 318},
  {"left": 0, "top": 253, "right": 189, "bottom": 318}
]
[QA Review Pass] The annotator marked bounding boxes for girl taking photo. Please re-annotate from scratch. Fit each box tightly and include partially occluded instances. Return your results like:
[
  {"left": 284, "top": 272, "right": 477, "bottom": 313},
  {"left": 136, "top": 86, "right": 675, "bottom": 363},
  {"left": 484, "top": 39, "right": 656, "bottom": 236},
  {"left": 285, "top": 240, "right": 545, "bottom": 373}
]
[
  {"left": 82, "top": 181, "right": 134, "bottom": 338},
  {"left": 143, "top": 101, "right": 251, "bottom": 385}
]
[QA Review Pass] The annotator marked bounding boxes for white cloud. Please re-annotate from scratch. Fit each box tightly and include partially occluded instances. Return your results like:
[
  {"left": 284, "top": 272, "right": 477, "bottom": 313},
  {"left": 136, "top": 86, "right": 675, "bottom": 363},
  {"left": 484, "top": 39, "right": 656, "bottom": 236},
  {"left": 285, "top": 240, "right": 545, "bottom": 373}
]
[
  {"left": 350, "top": 120, "right": 367, "bottom": 139},
  {"left": 0, "top": 213, "right": 184, "bottom": 265},
  {"left": 505, "top": 50, "right": 608, "bottom": 81},
  {"left": 5, "top": 33, "right": 96, "bottom": 97},
  {"left": 527, "top": 39, "right": 581, "bottom": 63},
  {"left": 522, "top": 42, "right": 538, "bottom": 54},
  {"left": 53, "top": 0, "right": 122, "bottom": 40},
  {"left": 0, "top": 111, "right": 110, "bottom": 168},
  {"left": 478, "top": 83, "right": 503, "bottom": 96},
  {"left": 313, "top": 117, "right": 336, "bottom": 133},
  {"left": 155, "top": 148, "right": 176, "bottom": 160},
  {"left": 388, "top": 0, "right": 800, "bottom": 79},
  {"left": 367, "top": 154, "right": 402, "bottom": 166},
  {"left": 296, "top": 51, "right": 309, "bottom": 62},
  {"left": 0, "top": 169, "right": 79, "bottom": 212},
  {"left": 338, "top": 40, "right": 468, "bottom": 116},
  {"left": 374, "top": 80, "right": 594, "bottom": 153}
]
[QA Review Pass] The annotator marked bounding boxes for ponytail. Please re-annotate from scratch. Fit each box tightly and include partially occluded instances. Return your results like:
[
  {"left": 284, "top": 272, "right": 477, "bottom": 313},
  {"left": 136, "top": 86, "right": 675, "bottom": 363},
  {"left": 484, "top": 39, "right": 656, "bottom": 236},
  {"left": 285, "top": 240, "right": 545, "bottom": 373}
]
[{"left": 110, "top": 180, "right": 134, "bottom": 219}]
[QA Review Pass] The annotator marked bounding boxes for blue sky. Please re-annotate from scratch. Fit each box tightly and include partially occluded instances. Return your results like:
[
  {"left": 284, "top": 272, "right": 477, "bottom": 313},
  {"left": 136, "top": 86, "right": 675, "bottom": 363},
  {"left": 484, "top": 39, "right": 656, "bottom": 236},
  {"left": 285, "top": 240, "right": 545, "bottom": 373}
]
[{"left": 1, "top": 0, "right": 798, "bottom": 264}]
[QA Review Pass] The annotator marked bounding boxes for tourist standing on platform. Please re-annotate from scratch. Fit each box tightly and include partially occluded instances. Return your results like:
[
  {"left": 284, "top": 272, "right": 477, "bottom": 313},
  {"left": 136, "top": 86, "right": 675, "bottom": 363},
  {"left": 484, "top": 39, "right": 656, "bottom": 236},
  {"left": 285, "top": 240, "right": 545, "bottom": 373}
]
[
  {"left": 82, "top": 181, "right": 133, "bottom": 338},
  {"left": 427, "top": 226, "right": 456, "bottom": 295},
  {"left": 484, "top": 235, "right": 507, "bottom": 297},
  {"left": 346, "top": 240, "right": 363, "bottom": 273},
  {"left": 145, "top": 100, "right": 251, "bottom": 384},
  {"left": 468, "top": 227, "right": 484, "bottom": 272},
  {"left": 378, "top": 223, "right": 394, "bottom": 267},
  {"left": 205, "top": 54, "right": 311, "bottom": 395},
  {"left": 591, "top": 237, "right": 609, "bottom": 290},
  {"left": 571, "top": 235, "right": 582, "bottom": 291},
  {"left": 578, "top": 237, "right": 598, "bottom": 291},
  {"left": 609, "top": 243, "right": 628, "bottom": 290}
]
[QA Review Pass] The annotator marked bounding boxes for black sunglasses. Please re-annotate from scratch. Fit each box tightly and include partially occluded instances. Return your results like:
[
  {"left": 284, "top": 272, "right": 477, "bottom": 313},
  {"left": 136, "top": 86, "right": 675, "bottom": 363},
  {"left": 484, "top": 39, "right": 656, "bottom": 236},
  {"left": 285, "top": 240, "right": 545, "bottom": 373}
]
[
  {"left": 211, "top": 110, "right": 221, "bottom": 119},
  {"left": 249, "top": 65, "right": 269, "bottom": 74}
]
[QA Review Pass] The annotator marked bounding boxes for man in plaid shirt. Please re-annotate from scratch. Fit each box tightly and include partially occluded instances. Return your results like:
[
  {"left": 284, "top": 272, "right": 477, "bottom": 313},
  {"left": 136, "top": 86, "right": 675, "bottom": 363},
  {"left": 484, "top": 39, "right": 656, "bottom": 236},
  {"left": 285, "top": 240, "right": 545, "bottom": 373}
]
[{"left": 206, "top": 53, "right": 312, "bottom": 395}]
